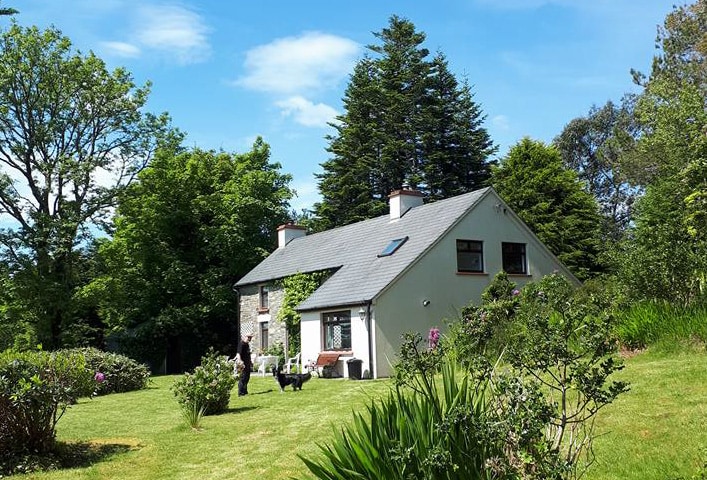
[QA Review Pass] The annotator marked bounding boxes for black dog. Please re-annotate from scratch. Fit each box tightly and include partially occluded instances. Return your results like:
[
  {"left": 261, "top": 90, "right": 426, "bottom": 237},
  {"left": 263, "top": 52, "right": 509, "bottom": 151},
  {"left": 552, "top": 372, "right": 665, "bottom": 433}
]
[{"left": 272, "top": 365, "right": 311, "bottom": 392}]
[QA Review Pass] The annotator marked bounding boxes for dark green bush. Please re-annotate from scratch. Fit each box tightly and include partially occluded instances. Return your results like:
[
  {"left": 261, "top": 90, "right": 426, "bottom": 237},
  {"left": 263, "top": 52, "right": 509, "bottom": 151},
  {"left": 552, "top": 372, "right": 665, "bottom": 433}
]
[
  {"left": 172, "top": 348, "right": 236, "bottom": 416},
  {"left": 0, "top": 348, "right": 94, "bottom": 464},
  {"left": 67, "top": 347, "right": 150, "bottom": 395}
]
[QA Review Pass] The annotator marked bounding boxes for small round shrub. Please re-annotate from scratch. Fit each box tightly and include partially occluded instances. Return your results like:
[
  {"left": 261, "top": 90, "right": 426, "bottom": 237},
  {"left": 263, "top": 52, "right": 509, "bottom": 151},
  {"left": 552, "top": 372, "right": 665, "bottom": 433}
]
[
  {"left": 0, "top": 348, "right": 94, "bottom": 464},
  {"left": 67, "top": 347, "right": 150, "bottom": 395},
  {"left": 172, "top": 349, "right": 236, "bottom": 416}
]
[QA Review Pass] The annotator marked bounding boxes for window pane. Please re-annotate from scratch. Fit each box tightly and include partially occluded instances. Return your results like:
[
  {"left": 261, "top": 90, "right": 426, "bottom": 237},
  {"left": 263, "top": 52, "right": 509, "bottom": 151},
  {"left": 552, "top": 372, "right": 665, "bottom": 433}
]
[
  {"left": 260, "top": 322, "right": 269, "bottom": 351},
  {"left": 456, "top": 240, "right": 483, "bottom": 272},
  {"left": 259, "top": 285, "right": 269, "bottom": 309},
  {"left": 323, "top": 311, "right": 351, "bottom": 350},
  {"left": 502, "top": 242, "right": 527, "bottom": 274},
  {"left": 379, "top": 236, "right": 408, "bottom": 257}
]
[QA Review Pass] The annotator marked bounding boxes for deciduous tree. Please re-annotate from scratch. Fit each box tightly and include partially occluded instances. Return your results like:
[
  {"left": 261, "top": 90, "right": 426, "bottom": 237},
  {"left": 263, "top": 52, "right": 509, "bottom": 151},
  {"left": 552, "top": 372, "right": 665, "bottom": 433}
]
[
  {"left": 0, "top": 25, "right": 171, "bottom": 348},
  {"left": 92, "top": 139, "right": 293, "bottom": 371},
  {"left": 554, "top": 99, "right": 640, "bottom": 241},
  {"left": 618, "top": 0, "right": 707, "bottom": 302}
]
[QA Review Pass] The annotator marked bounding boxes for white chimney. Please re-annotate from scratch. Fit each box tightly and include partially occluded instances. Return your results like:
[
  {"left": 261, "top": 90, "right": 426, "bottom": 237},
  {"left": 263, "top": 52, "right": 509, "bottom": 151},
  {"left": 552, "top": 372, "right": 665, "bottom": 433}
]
[
  {"left": 277, "top": 222, "right": 306, "bottom": 248},
  {"left": 389, "top": 188, "right": 424, "bottom": 220}
]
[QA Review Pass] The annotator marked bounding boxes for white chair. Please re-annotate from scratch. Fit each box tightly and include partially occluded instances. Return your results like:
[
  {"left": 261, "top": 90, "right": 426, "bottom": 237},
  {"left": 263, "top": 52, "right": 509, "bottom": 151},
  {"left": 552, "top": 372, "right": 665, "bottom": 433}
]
[
  {"left": 256, "top": 355, "right": 279, "bottom": 376},
  {"left": 284, "top": 352, "right": 301, "bottom": 373}
]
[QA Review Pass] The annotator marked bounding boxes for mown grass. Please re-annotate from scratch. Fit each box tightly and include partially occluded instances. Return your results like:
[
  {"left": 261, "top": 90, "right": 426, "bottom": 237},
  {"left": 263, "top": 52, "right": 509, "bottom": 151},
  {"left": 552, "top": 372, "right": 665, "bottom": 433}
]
[
  {"left": 588, "top": 345, "right": 707, "bottom": 480},
  {"left": 14, "top": 346, "right": 707, "bottom": 480}
]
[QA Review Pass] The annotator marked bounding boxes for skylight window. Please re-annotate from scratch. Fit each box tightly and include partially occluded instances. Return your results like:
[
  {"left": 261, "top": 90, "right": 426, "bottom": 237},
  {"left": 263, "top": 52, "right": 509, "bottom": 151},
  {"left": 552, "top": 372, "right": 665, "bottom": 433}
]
[{"left": 378, "top": 236, "right": 408, "bottom": 257}]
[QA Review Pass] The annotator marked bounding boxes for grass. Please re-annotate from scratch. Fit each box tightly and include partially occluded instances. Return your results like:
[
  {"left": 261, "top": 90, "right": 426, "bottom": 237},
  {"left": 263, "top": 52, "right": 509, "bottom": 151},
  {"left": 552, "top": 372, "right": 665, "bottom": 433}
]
[
  {"left": 588, "top": 346, "right": 707, "bottom": 480},
  {"left": 616, "top": 301, "right": 707, "bottom": 349},
  {"left": 13, "top": 347, "right": 707, "bottom": 480}
]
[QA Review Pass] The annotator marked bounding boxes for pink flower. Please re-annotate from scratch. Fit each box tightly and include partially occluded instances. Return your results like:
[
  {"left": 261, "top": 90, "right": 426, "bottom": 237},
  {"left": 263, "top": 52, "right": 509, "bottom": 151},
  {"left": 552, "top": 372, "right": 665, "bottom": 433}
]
[
  {"left": 94, "top": 372, "right": 105, "bottom": 383},
  {"left": 428, "top": 327, "right": 440, "bottom": 349},
  {"left": 512, "top": 289, "right": 520, "bottom": 296}
]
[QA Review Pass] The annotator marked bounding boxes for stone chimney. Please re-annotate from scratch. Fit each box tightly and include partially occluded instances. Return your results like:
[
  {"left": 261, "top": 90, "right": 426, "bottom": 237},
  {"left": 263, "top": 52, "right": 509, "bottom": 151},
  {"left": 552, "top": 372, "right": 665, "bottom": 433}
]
[
  {"left": 277, "top": 222, "right": 306, "bottom": 248},
  {"left": 389, "top": 188, "right": 424, "bottom": 220}
]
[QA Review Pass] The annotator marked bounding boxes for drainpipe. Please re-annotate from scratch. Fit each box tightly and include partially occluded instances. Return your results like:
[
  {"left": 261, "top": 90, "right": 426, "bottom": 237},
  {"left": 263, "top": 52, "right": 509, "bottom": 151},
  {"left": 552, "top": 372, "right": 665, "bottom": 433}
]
[
  {"left": 232, "top": 284, "right": 241, "bottom": 340},
  {"left": 365, "top": 302, "right": 373, "bottom": 379}
]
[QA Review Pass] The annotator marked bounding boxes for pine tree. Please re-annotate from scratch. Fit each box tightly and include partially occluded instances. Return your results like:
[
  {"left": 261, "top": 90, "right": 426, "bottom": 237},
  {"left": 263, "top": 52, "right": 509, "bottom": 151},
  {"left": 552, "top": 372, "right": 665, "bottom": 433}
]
[{"left": 314, "top": 16, "right": 494, "bottom": 229}]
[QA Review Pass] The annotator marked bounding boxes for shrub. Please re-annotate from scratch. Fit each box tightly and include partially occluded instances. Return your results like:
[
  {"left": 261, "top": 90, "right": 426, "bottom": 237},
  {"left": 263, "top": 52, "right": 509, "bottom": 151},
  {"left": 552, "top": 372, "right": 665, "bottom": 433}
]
[
  {"left": 67, "top": 347, "right": 150, "bottom": 395},
  {"left": 301, "top": 341, "right": 563, "bottom": 479},
  {"left": 448, "top": 273, "right": 629, "bottom": 479},
  {"left": 0, "top": 348, "right": 95, "bottom": 461},
  {"left": 172, "top": 348, "right": 236, "bottom": 416}
]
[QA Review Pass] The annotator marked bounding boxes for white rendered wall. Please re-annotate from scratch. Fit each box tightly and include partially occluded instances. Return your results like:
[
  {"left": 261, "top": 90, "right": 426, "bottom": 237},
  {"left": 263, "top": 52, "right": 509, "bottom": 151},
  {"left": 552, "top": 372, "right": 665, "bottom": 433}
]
[
  {"left": 373, "top": 190, "right": 577, "bottom": 377},
  {"left": 300, "top": 306, "right": 372, "bottom": 378}
]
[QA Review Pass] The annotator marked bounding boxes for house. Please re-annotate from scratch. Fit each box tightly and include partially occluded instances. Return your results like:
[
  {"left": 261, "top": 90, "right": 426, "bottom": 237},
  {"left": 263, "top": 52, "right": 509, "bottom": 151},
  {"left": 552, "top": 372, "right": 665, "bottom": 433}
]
[{"left": 234, "top": 187, "right": 579, "bottom": 379}]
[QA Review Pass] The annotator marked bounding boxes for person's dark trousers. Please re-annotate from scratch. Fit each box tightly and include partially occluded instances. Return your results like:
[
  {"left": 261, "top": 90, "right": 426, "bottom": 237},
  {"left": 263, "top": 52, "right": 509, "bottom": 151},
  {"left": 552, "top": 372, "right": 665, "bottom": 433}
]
[{"left": 238, "top": 368, "right": 251, "bottom": 396}]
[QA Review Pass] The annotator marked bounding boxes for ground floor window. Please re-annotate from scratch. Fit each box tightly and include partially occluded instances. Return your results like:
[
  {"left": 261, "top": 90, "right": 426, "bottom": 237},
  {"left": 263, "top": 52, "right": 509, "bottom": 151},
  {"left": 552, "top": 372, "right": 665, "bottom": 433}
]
[
  {"left": 322, "top": 311, "right": 351, "bottom": 350},
  {"left": 502, "top": 242, "right": 527, "bottom": 274},
  {"left": 260, "top": 321, "right": 269, "bottom": 351}
]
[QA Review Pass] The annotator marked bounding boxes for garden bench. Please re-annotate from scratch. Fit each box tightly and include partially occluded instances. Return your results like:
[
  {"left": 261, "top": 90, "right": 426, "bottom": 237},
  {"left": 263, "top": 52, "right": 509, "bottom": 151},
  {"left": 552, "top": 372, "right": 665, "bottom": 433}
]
[{"left": 308, "top": 352, "right": 341, "bottom": 377}]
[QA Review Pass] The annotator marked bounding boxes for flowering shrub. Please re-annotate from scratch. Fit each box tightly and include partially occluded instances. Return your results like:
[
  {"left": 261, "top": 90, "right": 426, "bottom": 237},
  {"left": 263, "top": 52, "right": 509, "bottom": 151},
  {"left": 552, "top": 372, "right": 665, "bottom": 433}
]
[
  {"left": 172, "top": 349, "right": 236, "bottom": 416},
  {"left": 0, "top": 348, "right": 95, "bottom": 467},
  {"left": 428, "top": 327, "right": 440, "bottom": 349},
  {"left": 69, "top": 347, "right": 150, "bottom": 395}
]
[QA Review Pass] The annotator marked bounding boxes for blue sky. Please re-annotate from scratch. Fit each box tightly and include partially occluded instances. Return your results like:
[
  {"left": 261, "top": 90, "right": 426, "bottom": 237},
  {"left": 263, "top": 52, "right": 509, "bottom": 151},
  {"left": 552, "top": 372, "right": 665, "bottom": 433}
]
[{"left": 7, "top": 0, "right": 676, "bottom": 211}]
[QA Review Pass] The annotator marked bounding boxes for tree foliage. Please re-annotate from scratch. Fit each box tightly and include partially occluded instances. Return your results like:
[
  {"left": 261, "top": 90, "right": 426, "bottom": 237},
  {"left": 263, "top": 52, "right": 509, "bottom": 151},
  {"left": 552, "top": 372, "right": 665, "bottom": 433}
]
[
  {"left": 90, "top": 139, "right": 292, "bottom": 371},
  {"left": 491, "top": 138, "right": 603, "bottom": 280},
  {"left": 314, "top": 16, "right": 495, "bottom": 230},
  {"left": 554, "top": 99, "right": 640, "bottom": 241},
  {"left": 617, "top": 0, "right": 707, "bottom": 303},
  {"left": 0, "top": 24, "right": 172, "bottom": 349}
]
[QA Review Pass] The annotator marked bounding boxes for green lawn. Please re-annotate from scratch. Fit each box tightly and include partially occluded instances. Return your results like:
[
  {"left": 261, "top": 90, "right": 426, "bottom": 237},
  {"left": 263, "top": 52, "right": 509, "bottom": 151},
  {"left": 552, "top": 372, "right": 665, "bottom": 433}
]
[{"left": 16, "top": 348, "right": 707, "bottom": 480}]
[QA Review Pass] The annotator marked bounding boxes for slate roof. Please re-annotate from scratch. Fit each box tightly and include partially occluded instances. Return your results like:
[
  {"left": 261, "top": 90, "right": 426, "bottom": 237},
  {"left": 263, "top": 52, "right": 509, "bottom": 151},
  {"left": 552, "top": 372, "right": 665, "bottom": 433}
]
[{"left": 235, "top": 187, "right": 492, "bottom": 311}]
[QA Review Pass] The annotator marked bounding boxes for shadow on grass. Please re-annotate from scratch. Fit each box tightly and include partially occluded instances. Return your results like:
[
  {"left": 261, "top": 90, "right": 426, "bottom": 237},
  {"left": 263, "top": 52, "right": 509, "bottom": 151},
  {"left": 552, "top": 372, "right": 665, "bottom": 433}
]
[
  {"left": 54, "top": 440, "right": 139, "bottom": 468},
  {"left": 1, "top": 440, "right": 139, "bottom": 476},
  {"left": 221, "top": 405, "right": 260, "bottom": 414}
]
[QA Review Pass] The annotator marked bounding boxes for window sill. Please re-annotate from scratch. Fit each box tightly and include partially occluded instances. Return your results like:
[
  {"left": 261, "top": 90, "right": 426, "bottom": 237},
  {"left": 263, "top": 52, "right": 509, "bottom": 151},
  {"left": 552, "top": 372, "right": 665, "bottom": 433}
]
[
  {"left": 323, "top": 350, "right": 353, "bottom": 355},
  {"left": 506, "top": 273, "right": 531, "bottom": 277},
  {"left": 456, "top": 271, "right": 488, "bottom": 276}
]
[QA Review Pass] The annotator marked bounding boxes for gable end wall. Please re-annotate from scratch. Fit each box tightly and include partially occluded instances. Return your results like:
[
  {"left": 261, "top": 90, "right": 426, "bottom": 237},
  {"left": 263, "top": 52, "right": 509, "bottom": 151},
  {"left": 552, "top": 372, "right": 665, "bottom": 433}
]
[{"left": 238, "top": 283, "right": 287, "bottom": 355}]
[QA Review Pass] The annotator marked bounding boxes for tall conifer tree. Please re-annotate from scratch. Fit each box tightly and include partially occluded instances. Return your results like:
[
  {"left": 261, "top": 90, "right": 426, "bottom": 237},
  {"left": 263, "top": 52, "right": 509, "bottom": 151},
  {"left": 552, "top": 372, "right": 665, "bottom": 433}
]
[
  {"left": 314, "top": 16, "right": 494, "bottom": 229},
  {"left": 491, "top": 138, "right": 603, "bottom": 280}
]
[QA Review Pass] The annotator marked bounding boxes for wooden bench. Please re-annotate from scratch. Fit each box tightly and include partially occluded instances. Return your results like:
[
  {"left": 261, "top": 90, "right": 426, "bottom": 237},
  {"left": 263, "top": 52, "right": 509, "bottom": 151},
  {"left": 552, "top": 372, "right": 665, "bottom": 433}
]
[{"left": 309, "top": 352, "right": 341, "bottom": 377}]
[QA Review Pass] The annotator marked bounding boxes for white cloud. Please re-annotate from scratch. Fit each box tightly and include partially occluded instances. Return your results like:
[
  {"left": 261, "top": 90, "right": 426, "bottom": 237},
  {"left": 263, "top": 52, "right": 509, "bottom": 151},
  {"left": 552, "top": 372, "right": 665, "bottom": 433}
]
[
  {"left": 133, "top": 4, "right": 211, "bottom": 64},
  {"left": 276, "top": 96, "right": 338, "bottom": 128},
  {"left": 99, "top": 41, "right": 141, "bottom": 58},
  {"left": 236, "top": 32, "right": 360, "bottom": 95},
  {"left": 492, "top": 115, "right": 510, "bottom": 131},
  {"left": 290, "top": 177, "right": 321, "bottom": 212}
]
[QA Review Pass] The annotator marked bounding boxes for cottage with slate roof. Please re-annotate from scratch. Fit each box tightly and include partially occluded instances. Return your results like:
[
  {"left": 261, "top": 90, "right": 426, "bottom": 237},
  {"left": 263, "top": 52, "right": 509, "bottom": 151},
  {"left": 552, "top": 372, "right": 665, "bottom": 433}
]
[{"left": 234, "top": 187, "right": 579, "bottom": 379}]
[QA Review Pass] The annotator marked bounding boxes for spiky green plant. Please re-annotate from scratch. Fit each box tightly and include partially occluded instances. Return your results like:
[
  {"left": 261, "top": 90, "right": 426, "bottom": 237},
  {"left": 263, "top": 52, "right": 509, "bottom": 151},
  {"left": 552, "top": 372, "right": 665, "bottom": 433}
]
[
  {"left": 299, "top": 360, "right": 491, "bottom": 479},
  {"left": 181, "top": 402, "right": 206, "bottom": 430}
]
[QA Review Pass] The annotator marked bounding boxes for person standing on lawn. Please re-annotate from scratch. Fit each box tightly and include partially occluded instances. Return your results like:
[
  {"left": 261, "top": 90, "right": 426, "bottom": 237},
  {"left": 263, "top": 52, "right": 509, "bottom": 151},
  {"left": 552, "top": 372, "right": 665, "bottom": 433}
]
[{"left": 236, "top": 333, "right": 253, "bottom": 396}]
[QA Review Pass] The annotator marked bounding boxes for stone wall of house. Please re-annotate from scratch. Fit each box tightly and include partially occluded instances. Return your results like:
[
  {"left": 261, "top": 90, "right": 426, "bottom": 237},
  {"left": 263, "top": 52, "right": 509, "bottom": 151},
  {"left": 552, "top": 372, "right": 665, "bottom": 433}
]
[{"left": 238, "top": 283, "right": 288, "bottom": 355}]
